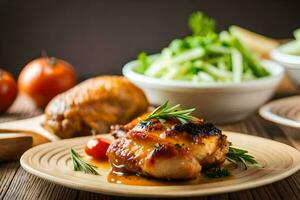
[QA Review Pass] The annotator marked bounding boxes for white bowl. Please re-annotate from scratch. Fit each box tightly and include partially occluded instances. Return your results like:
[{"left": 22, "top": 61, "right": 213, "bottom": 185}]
[
  {"left": 271, "top": 42, "right": 300, "bottom": 88},
  {"left": 123, "top": 59, "right": 284, "bottom": 123}
]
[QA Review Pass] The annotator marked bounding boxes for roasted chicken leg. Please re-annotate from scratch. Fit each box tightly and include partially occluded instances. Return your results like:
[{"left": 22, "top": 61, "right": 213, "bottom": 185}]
[
  {"left": 107, "top": 118, "right": 229, "bottom": 180},
  {"left": 43, "top": 76, "right": 149, "bottom": 138}
]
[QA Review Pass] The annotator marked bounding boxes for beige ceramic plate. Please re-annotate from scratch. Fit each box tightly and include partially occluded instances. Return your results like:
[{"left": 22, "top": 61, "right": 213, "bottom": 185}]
[
  {"left": 259, "top": 95, "right": 300, "bottom": 129},
  {"left": 20, "top": 132, "right": 300, "bottom": 198}
]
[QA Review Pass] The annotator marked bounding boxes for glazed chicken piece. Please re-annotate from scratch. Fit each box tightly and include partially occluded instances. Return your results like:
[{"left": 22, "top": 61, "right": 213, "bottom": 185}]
[
  {"left": 43, "top": 76, "right": 149, "bottom": 139},
  {"left": 107, "top": 118, "right": 229, "bottom": 180}
]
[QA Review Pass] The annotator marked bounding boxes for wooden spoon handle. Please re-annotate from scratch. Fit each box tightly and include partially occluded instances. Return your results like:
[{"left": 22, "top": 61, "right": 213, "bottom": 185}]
[
  {"left": 0, "top": 115, "right": 58, "bottom": 160},
  {"left": 0, "top": 115, "right": 60, "bottom": 142}
]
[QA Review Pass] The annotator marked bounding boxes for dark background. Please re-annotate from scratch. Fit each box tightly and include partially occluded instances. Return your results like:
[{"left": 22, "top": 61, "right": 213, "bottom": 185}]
[{"left": 1, "top": 0, "right": 300, "bottom": 79}]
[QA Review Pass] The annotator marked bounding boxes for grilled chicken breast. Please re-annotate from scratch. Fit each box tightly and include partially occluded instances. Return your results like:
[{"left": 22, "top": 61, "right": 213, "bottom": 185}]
[
  {"left": 107, "top": 118, "right": 229, "bottom": 180},
  {"left": 43, "top": 76, "right": 149, "bottom": 138}
]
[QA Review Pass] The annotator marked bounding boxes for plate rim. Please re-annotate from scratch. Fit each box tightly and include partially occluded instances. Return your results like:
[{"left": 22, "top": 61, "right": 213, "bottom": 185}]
[
  {"left": 20, "top": 131, "right": 300, "bottom": 197},
  {"left": 259, "top": 95, "right": 300, "bottom": 129}
]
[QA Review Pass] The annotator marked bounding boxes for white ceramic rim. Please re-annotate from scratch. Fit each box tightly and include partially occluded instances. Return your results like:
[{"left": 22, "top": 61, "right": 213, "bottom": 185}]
[
  {"left": 271, "top": 42, "right": 300, "bottom": 67},
  {"left": 259, "top": 95, "right": 300, "bottom": 129},
  {"left": 122, "top": 56, "right": 284, "bottom": 90},
  {"left": 20, "top": 132, "right": 300, "bottom": 197}
]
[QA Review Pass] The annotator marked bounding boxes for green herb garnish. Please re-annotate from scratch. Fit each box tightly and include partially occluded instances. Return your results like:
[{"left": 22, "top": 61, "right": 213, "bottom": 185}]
[
  {"left": 188, "top": 11, "right": 215, "bottom": 36},
  {"left": 70, "top": 148, "right": 99, "bottom": 175},
  {"left": 174, "top": 143, "right": 185, "bottom": 149},
  {"left": 143, "top": 101, "right": 198, "bottom": 124},
  {"left": 204, "top": 167, "right": 231, "bottom": 178},
  {"left": 226, "top": 143, "right": 261, "bottom": 169},
  {"left": 135, "top": 52, "right": 150, "bottom": 74}
]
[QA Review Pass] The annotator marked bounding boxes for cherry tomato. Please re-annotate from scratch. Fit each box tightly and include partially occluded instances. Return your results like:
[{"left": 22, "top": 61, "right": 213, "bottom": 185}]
[
  {"left": 18, "top": 57, "right": 76, "bottom": 108},
  {"left": 84, "top": 137, "right": 111, "bottom": 160},
  {"left": 0, "top": 69, "right": 18, "bottom": 113}
]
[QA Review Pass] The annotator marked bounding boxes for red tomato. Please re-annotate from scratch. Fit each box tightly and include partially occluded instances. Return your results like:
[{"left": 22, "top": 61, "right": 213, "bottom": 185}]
[
  {"left": 84, "top": 137, "right": 111, "bottom": 160},
  {"left": 18, "top": 57, "right": 76, "bottom": 108},
  {"left": 0, "top": 69, "right": 18, "bottom": 113}
]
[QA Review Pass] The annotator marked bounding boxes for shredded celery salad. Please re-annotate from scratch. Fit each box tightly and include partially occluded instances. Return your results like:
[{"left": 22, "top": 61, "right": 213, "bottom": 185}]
[
  {"left": 133, "top": 12, "right": 270, "bottom": 84},
  {"left": 280, "top": 28, "right": 300, "bottom": 56}
]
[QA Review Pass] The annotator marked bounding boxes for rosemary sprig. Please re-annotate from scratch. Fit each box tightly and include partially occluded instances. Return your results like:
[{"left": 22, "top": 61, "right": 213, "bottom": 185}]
[
  {"left": 70, "top": 148, "right": 99, "bottom": 175},
  {"left": 226, "top": 143, "right": 261, "bottom": 169},
  {"left": 143, "top": 101, "right": 199, "bottom": 124},
  {"left": 203, "top": 167, "right": 231, "bottom": 178}
]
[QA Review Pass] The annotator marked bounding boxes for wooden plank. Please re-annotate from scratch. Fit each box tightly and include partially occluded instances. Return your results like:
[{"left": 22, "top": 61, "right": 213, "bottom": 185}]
[
  {"left": 228, "top": 190, "right": 254, "bottom": 200},
  {"left": 2, "top": 167, "right": 78, "bottom": 200},
  {"left": 287, "top": 172, "right": 300, "bottom": 196},
  {"left": 0, "top": 161, "right": 20, "bottom": 199},
  {"left": 76, "top": 191, "right": 103, "bottom": 200},
  {"left": 273, "top": 174, "right": 300, "bottom": 200},
  {"left": 279, "top": 126, "right": 300, "bottom": 150}
]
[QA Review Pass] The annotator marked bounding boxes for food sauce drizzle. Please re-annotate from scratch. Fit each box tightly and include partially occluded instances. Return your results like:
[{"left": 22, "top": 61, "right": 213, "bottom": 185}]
[
  {"left": 107, "top": 168, "right": 232, "bottom": 186},
  {"left": 90, "top": 159, "right": 232, "bottom": 186}
]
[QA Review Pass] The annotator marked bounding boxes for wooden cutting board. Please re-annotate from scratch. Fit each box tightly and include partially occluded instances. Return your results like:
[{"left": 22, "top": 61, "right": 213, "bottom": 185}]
[{"left": 0, "top": 115, "right": 60, "bottom": 160}]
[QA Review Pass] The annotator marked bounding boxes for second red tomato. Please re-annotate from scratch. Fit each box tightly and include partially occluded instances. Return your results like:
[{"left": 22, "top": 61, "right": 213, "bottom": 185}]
[{"left": 84, "top": 137, "right": 111, "bottom": 160}]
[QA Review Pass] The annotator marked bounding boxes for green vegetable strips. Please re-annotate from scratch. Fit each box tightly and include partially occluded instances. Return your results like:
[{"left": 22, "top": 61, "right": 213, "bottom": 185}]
[
  {"left": 134, "top": 11, "right": 270, "bottom": 84},
  {"left": 280, "top": 28, "right": 300, "bottom": 56}
]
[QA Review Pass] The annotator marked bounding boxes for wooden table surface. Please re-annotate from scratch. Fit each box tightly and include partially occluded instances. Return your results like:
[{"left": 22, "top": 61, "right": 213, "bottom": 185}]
[{"left": 1, "top": 91, "right": 300, "bottom": 200}]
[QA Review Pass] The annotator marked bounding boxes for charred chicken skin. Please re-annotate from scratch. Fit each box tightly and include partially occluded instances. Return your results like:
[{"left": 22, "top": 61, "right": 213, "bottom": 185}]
[
  {"left": 107, "top": 117, "right": 229, "bottom": 180},
  {"left": 43, "top": 76, "right": 149, "bottom": 139}
]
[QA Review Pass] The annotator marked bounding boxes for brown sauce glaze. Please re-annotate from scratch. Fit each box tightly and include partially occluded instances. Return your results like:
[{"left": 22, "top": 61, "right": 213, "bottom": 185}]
[
  {"left": 107, "top": 170, "right": 232, "bottom": 186},
  {"left": 88, "top": 158, "right": 111, "bottom": 170},
  {"left": 91, "top": 159, "right": 233, "bottom": 186}
]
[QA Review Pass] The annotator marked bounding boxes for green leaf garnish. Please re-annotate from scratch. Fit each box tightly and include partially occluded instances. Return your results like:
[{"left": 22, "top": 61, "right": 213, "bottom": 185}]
[
  {"left": 174, "top": 143, "right": 185, "bottom": 149},
  {"left": 226, "top": 143, "right": 261, "bottom": 169},
  {"left": 134, "top": 52, "right": 150, "bottom": 74},
  {"left": 70, "top": 148, "right": 99, "bottom": 175},
  {"left": 203, "top": 167, "right": 231, "bottom": 178},
  {"left": 142, "top": 101, "right": 199, "bottom": 124},
  {"left": 188, "top": 11, "right": 215, "bottom": 36},
  {"left": 294, "top": 28, "right": 300, "bottom": 41}
]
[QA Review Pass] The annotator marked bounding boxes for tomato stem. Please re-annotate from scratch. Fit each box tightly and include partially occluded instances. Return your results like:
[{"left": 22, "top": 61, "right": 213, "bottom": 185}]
[
  {"left": 41, "top": 50, "right": 56, "bottom": 66},
  {"left": 49, "top": 57, "right": 57, "bottom": 66}
]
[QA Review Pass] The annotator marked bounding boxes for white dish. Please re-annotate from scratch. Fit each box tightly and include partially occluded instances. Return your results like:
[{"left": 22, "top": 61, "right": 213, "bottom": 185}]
[
  {"left": 259, "top": 95, "right": 300, "bottom": 129},
  {"left": 20, "top": 132, "right": 300, "bottom": 197},
  {"left": 271, "top": 42, "right": 300, "bottom": 88},
  {"left": 123, "top": 58, "right": 284, "bottom": 123}
]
